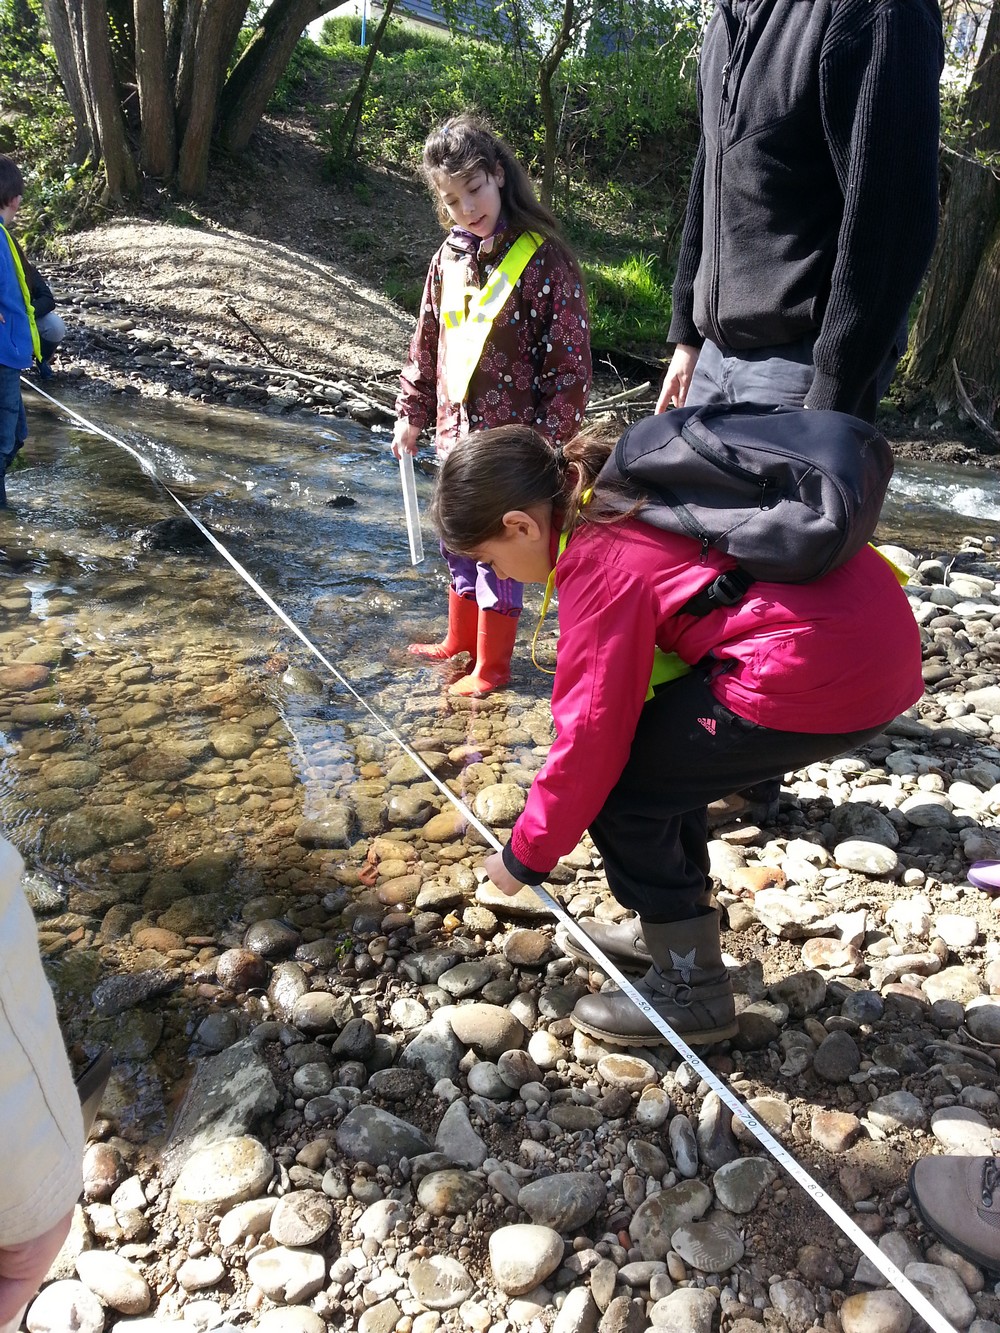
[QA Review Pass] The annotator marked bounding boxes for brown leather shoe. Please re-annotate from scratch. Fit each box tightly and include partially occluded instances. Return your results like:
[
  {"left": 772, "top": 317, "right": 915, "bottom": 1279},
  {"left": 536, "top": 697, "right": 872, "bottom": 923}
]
[
  {"left": 570, "top": 912, "right": 737, "bottom": 1047},
  {"left": 909, "top": 1156, "right": 1000, "bottom": 1272}
]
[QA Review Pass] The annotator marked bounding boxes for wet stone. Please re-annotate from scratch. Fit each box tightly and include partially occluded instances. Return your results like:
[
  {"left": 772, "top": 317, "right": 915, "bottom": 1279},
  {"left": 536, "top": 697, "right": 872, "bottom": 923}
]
[
  {"left": 244, "top": 919, "right": 300, "bottom": 958},
  {"left": 216, "top": 948, "right": 269, "bottom": 993},
  {"left": 291, "top": 992, "right": 350, "bottom": 1034},
  {"left": 294, "top": 807, "right": 355, "bottom": 847},
  {"left": 208, "top": 724, "right": 257, "bottom": 758},
  {"left": 387, "top": 792, "right": 434, "bottom": 827},
  {"left": 0, "top": 662, "right": 51, "bottom": 689},
  {"left": 473, "top": 783, "right": 527, "bottom": 826},
  {"left": 966, "top": 1000, "right": 1000, "bottom": 1044},
  {"left": 92, "top": 968, "right": 177, "bottom": 1017}
]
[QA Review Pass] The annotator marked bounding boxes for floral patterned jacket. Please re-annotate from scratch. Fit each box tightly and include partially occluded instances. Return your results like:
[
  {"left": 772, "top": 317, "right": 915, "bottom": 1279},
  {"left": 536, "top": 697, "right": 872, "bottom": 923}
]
[{"left": 395, "top": 222, "right": 592, "bottom": 454}]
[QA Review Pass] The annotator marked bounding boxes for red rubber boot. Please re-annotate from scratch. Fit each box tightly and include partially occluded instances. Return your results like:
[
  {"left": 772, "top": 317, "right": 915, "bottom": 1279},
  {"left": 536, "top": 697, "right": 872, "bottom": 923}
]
[
  {"left": 449, "top": 608, "right": 519, "bottom": 697},
  {"left": 409, "top": 587, "right": 478, "bottom": 660}
]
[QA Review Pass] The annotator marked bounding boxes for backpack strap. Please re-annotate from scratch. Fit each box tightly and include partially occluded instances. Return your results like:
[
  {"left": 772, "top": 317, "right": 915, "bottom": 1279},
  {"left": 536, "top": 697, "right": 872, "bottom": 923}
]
[{"left": 679, "top": 567, "right": 756, "bottom": 618}]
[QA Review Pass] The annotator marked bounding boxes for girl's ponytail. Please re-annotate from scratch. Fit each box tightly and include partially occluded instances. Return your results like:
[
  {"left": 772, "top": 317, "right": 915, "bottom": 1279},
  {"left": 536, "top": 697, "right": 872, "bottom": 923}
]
[{"left": 430, "top": 423, "right": 636, "bottom": 556}]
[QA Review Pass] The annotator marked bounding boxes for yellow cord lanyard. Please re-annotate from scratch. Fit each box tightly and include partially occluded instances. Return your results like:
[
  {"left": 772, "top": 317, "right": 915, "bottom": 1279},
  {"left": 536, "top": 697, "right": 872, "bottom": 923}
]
[{"left": 530, "top": 490, "right": 691, "bottom": 701}]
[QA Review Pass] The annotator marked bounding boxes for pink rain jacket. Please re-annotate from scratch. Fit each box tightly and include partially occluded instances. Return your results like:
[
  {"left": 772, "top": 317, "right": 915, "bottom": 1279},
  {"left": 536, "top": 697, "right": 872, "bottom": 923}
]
[{"left": 508, "top": 519, "right": 924, "bottom": 878}]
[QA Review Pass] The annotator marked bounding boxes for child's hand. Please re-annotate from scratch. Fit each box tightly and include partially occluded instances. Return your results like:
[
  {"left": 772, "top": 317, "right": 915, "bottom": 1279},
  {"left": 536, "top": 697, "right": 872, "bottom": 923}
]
[
  {"left": 484, "top": 852, "right": 527, "bottom": 897},
  {"left": 391, "top": 419, "right": 420, "bottom": 459}
]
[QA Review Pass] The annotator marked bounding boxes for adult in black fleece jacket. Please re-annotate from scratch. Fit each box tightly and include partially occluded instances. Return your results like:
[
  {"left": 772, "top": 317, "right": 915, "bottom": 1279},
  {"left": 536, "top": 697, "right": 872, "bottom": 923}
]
[{"left": 657, "top": 0, "right": 944, "bottom": 423}]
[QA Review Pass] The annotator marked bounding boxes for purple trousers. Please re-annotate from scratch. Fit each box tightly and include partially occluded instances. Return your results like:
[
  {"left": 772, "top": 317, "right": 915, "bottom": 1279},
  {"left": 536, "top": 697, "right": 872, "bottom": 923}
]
[{"left": 444, "top": 546, "right": 522, "bottom": 617}]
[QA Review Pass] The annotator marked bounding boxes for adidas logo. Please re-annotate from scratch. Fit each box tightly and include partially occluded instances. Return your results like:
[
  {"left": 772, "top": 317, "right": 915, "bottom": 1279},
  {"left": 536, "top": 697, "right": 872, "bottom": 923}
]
[{"left": 697, "top": 717, "right": 717, "bottom": 734}]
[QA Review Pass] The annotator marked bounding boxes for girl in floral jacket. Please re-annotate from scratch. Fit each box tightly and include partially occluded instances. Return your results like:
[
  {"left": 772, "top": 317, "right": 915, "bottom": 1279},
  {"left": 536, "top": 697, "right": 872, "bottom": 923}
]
[{"left": 392, "top": 114, "right": 591, "bottom": 696}]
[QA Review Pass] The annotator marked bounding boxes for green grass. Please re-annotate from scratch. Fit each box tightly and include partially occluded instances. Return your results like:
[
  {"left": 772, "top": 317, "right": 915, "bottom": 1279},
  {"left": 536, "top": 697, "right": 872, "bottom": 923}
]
[{"left": 582, "top": 253, "right": 673, "bottom": 354}]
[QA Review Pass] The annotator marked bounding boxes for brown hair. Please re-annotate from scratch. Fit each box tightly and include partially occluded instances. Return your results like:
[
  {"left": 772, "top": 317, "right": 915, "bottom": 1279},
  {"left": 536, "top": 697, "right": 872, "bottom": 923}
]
[
  {"left": 430, "top": 422, "right": 642, "bottom": 556},
  {"left": 421, "top": 113, "right": 562, "bottom": 242},
  {"left": 0, "top": 155, "right": 25, "bottom": 210}
]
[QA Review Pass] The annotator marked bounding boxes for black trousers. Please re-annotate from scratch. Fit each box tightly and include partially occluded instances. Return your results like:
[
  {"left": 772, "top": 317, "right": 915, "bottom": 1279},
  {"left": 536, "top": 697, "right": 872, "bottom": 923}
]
[{"left": 587, "top": 670, "right": 886, "bottom": 923}]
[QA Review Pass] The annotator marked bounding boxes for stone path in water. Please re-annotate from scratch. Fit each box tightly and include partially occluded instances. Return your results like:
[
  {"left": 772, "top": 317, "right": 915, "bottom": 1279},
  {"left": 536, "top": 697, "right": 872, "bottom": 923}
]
[{"left": 3, "top": 534, "right": 1000, "bottom": 1333}]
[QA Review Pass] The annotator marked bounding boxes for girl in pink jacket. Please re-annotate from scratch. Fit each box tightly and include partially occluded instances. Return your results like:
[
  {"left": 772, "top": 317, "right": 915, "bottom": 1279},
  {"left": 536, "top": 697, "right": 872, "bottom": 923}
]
[{"left": 430, "top": 423, "right": 923, "bottom": 1048}]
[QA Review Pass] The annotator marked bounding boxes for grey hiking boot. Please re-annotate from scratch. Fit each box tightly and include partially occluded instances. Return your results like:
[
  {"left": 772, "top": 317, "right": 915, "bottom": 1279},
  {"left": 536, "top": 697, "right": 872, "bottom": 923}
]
[
  {"left": 909, "top": 1155, "right": 1000, "bottom": 1272},
  {"left": 559, "top": 890, "right": 725, "bottom": 975},
  {"left": 559, "top": 915, "right": 652, "bottom": 974},
  {"left": 570, "top": 911, "right": 737, "bottom": 1047}
]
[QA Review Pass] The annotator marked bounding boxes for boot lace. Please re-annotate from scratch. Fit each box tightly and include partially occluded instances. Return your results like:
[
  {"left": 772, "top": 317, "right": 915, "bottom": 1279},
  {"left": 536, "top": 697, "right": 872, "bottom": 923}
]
[{"left": 982, "top": 1159, "right": 1000, "bottom": 1208}]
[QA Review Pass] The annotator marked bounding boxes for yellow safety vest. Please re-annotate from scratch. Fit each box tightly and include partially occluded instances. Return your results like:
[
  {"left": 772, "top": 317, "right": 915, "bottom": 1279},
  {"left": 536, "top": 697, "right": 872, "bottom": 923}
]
[
  {"left": 440, "top": 231, "right": 542, "bottom": 403},
  {"left": 1, "top": 225, "right": 41, "bottom": 362},
  {"left": 531, "top": 492, "right": 690, "bottom": 701}
]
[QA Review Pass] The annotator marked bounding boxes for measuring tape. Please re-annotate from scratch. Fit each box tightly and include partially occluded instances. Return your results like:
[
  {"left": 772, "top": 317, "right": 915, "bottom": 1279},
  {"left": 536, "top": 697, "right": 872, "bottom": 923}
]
[{"left": 20, "top": 380, "right": 961, "bottom": 1333}]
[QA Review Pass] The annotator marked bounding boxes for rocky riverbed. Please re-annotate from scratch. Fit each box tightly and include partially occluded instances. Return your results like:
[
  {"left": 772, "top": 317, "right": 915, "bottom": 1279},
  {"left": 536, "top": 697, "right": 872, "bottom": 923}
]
[{"left": 2, "top": 521, "right": 1000, "bottom": 1333}]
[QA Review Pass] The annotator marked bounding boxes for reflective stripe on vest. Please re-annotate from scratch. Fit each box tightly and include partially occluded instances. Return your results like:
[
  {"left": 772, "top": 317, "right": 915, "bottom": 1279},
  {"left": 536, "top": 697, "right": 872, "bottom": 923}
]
[
  {"left": 530, "top": 491, "right": 691, "bottom": 701},
  {"left": 440, "top": 231, "right": 542, "bottom": 403}
]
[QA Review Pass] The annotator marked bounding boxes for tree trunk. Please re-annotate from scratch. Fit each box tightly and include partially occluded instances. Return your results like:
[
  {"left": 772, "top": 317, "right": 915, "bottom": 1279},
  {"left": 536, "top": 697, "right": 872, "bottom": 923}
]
[
  {"left": 537, "top": 0, "right": 576, "bottom": 208},
  {"left": 334, "top": 0, "right": 397, "bottom": 160},
  {"left": 176, "top": 0, "right": 248, "bottom": 196},
  {"left": 174, "top": 0, "right": 203, "bottom": 134},
  {"left": 80, "top": 0, "right": 139, "bottom": 201},
  {"left": 40, "top": 0, "right": 94, "bottom": 162},
  {"left": 949, "top": 211, "right": 1000, "bottom": 408},
  {"left": 134, "top": 0, "right": 177, "bottom": 178},
  {"left": 217, "top": 0, "right": 345, "bottom": 154},
  {"left": 906, "top": 3, "right": 1000, "bottom": 399}
]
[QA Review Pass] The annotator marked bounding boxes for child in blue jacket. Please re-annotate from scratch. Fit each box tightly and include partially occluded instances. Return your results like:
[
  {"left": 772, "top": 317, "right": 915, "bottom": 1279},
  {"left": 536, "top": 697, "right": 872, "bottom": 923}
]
[{"left": 0, "top": 155, "right": 40, "bottom": 509}]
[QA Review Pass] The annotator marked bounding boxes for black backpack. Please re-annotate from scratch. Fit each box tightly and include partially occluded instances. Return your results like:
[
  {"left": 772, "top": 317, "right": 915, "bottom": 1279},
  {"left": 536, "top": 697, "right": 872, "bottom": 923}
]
[{"left": 596, "top": 403, "right": 894, "bottom": 616}]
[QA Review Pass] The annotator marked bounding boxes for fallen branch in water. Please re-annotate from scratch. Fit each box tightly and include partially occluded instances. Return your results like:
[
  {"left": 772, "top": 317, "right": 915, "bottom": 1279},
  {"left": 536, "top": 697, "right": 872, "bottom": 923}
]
[{"left": 952, "top": 360, "right": 1000, "bottom": 454}]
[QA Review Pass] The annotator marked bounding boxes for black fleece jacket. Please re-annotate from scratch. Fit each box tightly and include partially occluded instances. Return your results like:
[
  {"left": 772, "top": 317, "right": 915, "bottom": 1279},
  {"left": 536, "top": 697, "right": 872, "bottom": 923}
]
[{"left": 667, "top": 0, "right": 944, "bottom": 415}]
